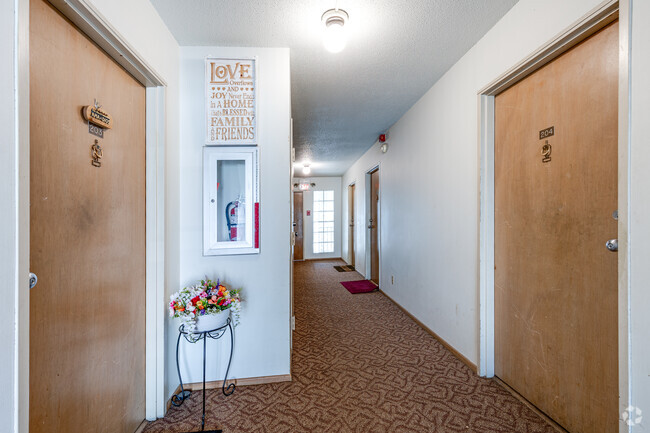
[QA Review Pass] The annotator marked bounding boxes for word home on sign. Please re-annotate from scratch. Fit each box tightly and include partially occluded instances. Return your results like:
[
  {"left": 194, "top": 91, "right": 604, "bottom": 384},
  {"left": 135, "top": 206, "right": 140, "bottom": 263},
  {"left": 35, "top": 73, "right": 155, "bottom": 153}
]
[{"left": 206, "top": 58, "right": 257, "bottom": 145}]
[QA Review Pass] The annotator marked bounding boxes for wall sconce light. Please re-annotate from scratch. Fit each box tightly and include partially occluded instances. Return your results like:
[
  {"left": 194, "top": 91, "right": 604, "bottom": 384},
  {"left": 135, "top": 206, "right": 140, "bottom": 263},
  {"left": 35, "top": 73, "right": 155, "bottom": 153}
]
[
  {"left": 302, "top": 164, "right": 311, "bottom": 175},
  {"left": 322, "top": 8, "right": 349, "bottom": 53}
]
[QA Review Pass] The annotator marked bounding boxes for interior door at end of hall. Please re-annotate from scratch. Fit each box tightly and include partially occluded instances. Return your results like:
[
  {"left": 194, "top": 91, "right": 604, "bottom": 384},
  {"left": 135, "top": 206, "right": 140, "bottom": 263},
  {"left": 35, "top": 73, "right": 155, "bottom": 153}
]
[
  {"left": 348, "top": 184, "right": 355, "bottom": 267},
  {"left": 29, "top": 0, "right": 146, "bottom": 432},
  {"left": 494, "top": 21, "right": 618, "bottom": 433},
  {"left": 293, "top": 191, "right": 304, "bottom": 260},
  {"left": 370, "top": 170, "right": 379, "bottom": 284}
]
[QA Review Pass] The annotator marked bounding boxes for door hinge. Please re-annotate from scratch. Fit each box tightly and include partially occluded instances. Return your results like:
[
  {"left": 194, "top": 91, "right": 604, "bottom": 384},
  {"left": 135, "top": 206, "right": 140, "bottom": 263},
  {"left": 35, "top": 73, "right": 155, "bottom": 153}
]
[{"left": 291, "top": 316, "right": 295, "bottom": 331}]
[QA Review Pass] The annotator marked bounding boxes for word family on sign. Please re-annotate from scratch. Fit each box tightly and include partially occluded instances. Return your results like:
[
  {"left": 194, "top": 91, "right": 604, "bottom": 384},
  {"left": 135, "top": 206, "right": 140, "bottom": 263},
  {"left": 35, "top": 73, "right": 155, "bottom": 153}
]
[{"left": 206, "top": 59, "right": 257, "bottom": 145}]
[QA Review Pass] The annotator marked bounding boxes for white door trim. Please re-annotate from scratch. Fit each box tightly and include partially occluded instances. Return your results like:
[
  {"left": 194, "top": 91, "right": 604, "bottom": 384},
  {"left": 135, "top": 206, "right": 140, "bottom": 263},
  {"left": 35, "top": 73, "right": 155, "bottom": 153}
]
[
  {"left": 365, "top": 165, "right": 380, "bottom": 283},
  {"left": 477, "top": 1, "right": 630, "bottom": 431},
  {"left": 347, "top": 182, "right": 356, "bottom": 266},
  {"left": 19, "top": 0, "right": 168, "bottom": 424}
]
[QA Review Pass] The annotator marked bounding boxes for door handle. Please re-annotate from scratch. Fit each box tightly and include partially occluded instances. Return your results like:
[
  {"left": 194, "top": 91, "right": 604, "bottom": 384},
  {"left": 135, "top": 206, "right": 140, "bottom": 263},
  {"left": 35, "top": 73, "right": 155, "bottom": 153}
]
[
  {"left": 29, "top": 272, "right": 38, "bottom": 289},
  {"left": 605, "top": 239, "right": 618, "bottom": 252}
]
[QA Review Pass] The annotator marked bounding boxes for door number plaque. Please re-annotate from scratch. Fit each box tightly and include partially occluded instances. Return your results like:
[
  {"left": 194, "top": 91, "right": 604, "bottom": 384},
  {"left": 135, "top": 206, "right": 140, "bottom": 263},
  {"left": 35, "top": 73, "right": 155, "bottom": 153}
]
[
  {"left": 539, "top": 126, "right": 554, "bottom": 139},
  {"left": 539, "top": 126, "right": 554, "bottom": 163}
]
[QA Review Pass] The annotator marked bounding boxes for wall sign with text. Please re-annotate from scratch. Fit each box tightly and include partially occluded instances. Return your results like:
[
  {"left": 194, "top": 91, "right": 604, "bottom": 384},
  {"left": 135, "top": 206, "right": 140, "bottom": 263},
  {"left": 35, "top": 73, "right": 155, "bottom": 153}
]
[{"left": 205, "top": 57, "right": 257, "bottom": 145}]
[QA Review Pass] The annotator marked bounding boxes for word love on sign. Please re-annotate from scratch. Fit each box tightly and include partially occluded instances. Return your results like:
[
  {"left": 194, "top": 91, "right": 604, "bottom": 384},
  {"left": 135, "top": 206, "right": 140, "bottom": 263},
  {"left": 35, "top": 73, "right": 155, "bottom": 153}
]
[
  {"left": 82, "top": 105, "right": 113, "bottom": 129},
  {"left": 205, "top": 58, "right": 257, "bottom": 145}
]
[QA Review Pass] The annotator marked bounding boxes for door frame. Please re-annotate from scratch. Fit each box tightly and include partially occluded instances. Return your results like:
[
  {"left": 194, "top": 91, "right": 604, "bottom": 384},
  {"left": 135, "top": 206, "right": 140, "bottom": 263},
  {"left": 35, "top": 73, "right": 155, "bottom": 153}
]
[
  {"left": 292, "top": 190, "right": 304, "bottom": 261},
  {"left": 16, "top": 0, "right": 169, "bottom": 425},
  {"left": 347, "top": 182, "right": 356, "bottom": 267},
  {"left": 365, "top": 165, "right": 380, "bottom": 282},
  {"left": 477, "top": 0, "right": 630, "bottom": 429}
]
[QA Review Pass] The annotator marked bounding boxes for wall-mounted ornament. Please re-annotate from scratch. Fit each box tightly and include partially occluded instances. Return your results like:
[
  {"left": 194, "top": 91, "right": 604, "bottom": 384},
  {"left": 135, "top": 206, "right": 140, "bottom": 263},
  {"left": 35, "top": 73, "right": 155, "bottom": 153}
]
[
  {"left": 541, "top": 140, "right": 552, "bottom": 163},
  {"left": 83, "top": 100, "right": 113, "bottom": 129},
  {"left": 205, "top": 57, "right": 257, "bottom": 145},
  {"left": 91, "top": 139, "right": 103, "bottom": 167}
]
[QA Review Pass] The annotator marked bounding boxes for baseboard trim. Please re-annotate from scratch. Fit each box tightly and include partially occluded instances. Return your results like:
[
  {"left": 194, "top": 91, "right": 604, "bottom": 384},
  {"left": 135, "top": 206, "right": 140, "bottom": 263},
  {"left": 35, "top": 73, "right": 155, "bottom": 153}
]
[
  {"left": 165, "top": 374, "right": 292, "bottom": 414},
  {"left": 134, "top": 419, "right": 147, "bottom": 433},
  {"left": 379, "top": 289, "right": 478, "bottom": 373},
  {"left": 304, "top": 257, "right": 343, "bottom": 262},
  {"left": 493, "top": 377, "right": 568, "bottom": 433}
]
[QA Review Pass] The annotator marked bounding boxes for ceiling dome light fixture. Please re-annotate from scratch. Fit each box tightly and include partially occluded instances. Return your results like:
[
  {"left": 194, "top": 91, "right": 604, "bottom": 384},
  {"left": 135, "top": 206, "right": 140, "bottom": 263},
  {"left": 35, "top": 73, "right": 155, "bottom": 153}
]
[
  {"left": 302, "top": 164, "right": 311, "bottom": 175},
  {"left": 321, "top": 8, "right": 349, "bottom": 53}
]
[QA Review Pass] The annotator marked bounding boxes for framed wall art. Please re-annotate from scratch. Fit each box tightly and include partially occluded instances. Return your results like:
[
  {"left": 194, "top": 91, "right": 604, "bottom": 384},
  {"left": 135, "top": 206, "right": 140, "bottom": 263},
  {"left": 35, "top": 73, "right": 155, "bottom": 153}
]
[{"left": 205, "top": 57, "right": 257, "bottom": 145}]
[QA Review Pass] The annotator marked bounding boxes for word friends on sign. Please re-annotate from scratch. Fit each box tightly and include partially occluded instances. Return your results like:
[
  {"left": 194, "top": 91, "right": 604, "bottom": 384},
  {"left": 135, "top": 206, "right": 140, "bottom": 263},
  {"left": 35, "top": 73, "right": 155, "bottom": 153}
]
[{"left": 206, "top": 58, "right": 256, "bottom": 145}]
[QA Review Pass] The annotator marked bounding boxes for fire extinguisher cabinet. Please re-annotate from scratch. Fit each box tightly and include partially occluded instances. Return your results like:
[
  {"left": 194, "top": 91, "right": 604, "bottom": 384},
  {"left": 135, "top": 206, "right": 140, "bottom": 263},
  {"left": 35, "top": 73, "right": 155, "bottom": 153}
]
[{"left": 203, "top": 146, "right": 260, "bottom": 255}]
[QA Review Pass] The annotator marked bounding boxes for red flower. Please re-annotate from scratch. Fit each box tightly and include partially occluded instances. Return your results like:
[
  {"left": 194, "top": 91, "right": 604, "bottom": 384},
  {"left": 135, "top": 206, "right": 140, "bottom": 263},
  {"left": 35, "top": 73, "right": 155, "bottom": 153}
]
[{"left": 191, "top": 296, "right": 200, "bottom": 305}]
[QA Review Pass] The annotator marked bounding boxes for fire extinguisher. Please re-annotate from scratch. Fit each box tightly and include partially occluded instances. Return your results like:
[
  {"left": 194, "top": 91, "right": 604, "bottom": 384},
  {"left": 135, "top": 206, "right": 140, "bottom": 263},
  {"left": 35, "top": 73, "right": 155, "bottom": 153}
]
[{"left": 226, "top": 197, "right": 245, "bottom": 241}]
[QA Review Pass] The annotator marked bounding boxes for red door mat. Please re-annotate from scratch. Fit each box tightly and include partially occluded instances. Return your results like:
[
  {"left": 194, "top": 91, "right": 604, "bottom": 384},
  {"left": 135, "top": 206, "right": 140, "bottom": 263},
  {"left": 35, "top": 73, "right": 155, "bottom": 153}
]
[{"left": 341, "top": 280, "right": 378, "bottom": 294}]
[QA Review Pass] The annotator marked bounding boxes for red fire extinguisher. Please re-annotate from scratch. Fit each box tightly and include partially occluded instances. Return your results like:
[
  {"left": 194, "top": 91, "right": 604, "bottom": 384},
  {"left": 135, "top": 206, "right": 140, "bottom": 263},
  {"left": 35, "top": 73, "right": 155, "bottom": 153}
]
[{"left": 226, "top": 198, "right": 244, "bottom": 241}]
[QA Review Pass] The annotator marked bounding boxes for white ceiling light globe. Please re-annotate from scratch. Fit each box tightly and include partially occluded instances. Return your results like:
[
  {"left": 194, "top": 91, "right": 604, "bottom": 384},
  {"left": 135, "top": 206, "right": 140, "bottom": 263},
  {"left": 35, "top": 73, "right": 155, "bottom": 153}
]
[
  {"left": 323, "top": 21, "right": 346, "bottom": 53},
  {"left": 321, "top": 9, "right": 349, "bottom": 54}
]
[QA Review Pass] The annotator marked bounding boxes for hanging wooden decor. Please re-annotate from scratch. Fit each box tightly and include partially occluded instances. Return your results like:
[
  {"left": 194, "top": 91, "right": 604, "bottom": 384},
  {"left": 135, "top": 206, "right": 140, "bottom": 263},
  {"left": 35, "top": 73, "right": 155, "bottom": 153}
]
[
  {"left": 82, "top": 105, "right": 113, "bottom": 129},
  {"left": 205, "top": 57, "right": 257, "bottom": 145}
]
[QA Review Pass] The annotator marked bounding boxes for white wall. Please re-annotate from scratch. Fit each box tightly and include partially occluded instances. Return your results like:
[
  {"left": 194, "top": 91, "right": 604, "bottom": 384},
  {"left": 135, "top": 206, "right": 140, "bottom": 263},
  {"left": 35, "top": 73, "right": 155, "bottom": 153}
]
[
  {"left": 629, "top": 0, "right": 650, "bottom": 423},
  {"left": 175, "top": 47, "right": 291, "bottom": 386},
  {"left": 344, "top": 0, "right": 650, "bottom": 423},
  {"left": 343, "top": 0, "right": 618, "bottom": 367},
  {"left": 1, "top": 1, "right": 29, "bottom": 432},
  {"left": 341, "top": 152, "right": 379, "bottom": 273},
  {"left": 294, "top": 177, "right": 342, "bottom": 260}
]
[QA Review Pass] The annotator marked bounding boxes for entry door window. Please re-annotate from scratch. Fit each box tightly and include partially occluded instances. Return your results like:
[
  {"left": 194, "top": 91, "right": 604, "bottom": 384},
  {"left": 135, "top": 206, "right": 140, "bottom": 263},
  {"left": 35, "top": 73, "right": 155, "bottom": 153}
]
[{"left": 313, "top": 190, "right": 334, "bottom": 253}]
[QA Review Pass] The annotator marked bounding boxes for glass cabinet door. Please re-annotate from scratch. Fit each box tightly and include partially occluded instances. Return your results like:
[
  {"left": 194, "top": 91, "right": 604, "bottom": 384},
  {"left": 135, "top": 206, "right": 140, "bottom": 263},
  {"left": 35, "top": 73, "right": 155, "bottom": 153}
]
[{"left": 203, "top": 147, "right": 259, "bottom": 255}]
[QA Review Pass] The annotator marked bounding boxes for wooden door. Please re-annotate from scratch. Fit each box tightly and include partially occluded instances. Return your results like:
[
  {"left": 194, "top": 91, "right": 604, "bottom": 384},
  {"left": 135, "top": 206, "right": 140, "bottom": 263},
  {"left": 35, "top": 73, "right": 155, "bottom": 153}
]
[
  {"left": 348, "top": 184, "right": 355, "bottom": 267},
  {"left": 29, "top": 1, "right": 146, "bottom": 432},
  {"left": 293, "top": 191, "right": 304, "bottom": 260},
  {"left": 495, "top": 22, "right": 618, "bottom": 433},
  {"left": 370, "top": 170, "right": 380, "bottom": 284}
]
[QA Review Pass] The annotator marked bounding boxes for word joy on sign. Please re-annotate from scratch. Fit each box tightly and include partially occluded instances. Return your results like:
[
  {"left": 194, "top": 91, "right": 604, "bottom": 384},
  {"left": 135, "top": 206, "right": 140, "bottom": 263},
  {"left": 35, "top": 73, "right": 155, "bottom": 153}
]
[{"left": 83, "top": 105, "right": 113, "bottom": 129}]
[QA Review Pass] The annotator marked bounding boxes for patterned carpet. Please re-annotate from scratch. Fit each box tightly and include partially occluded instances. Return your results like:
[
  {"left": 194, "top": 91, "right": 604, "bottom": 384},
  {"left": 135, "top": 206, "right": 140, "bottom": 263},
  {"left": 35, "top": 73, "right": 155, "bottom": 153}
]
[{"left": 144, "top": 259, "right": 555, "bottom": 433}]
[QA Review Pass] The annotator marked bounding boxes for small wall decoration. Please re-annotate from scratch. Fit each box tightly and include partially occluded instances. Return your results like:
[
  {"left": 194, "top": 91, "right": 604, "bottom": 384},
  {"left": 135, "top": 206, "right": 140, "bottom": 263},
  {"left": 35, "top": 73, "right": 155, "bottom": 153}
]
[
  {"left": 82, "top": 103, "right": 112, "bottom": 129},
  {"left": 205, "top": 57, "right": 257, "bottom": 145},
  {"left": 91, "top": 139, "right": 103, "bottom": 167},
  {"left": 541, "top": 140, "right": 552, "bottom": 163}
]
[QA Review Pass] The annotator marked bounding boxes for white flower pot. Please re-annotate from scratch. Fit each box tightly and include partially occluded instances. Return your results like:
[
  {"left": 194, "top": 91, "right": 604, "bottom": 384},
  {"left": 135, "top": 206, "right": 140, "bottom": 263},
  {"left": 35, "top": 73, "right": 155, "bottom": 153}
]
[{"left": 194, "top": 309, "right": 230, "bottom": 332}]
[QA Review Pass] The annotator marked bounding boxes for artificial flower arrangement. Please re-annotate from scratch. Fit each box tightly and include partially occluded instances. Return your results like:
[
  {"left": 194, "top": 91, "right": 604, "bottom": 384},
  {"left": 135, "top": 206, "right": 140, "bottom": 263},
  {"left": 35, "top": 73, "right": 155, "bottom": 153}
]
[{"left": 169, "top": 279, "right": 241, "bottom": 333}]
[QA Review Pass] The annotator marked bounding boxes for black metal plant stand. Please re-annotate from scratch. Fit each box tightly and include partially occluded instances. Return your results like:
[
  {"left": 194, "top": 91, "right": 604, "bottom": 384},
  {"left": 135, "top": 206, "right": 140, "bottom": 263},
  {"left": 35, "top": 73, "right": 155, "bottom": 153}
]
[{"left": 171, "top": 318, "right": 235, "bottom": 433}]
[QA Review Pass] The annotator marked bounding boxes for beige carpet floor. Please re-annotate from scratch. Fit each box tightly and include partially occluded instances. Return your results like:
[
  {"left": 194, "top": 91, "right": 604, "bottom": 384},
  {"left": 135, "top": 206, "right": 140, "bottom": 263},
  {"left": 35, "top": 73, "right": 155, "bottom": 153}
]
[{"left": 144, "top": 259, "right": 555, "bottom": 433}]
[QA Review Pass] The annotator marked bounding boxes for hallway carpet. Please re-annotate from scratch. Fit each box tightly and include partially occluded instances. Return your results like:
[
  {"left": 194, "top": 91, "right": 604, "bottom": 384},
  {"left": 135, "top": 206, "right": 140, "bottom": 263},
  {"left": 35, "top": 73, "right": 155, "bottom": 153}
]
[{"left": 144, "top": 260, "right": 555, "bottom": 433}]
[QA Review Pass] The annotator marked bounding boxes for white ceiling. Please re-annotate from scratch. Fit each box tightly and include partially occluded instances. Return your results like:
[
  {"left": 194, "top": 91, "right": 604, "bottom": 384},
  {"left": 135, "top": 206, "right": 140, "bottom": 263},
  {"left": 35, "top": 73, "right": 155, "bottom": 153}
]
[{"left": 150, "top": 0, "right": 518, "bottom": 176}]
